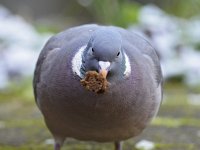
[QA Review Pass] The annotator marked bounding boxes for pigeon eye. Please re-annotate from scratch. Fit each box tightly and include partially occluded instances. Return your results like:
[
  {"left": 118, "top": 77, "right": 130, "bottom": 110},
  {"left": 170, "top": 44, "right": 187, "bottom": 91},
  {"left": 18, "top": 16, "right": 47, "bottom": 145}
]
[
  {"left": 117, "top": 51, "right": 120, "bottom": 56},
  {"left": 92, "top": 48, "right": 95, "bottom": 53}
]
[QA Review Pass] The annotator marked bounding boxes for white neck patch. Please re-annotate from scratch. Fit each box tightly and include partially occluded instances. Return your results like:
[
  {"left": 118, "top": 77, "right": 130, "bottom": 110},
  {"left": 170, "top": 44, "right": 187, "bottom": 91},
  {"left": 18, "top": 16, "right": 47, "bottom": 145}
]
[
  {"left": 71, "top": 45, "right": 87, "bottom": 78},
  {"left": 124, "top": 52, "right": 131, "bottom": 78}
]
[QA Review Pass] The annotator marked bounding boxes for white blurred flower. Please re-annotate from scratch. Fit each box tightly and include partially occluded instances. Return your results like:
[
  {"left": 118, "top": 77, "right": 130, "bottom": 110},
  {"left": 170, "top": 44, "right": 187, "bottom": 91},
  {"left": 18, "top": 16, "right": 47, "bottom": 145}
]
[
  {"left": 0, "top": 5, "right": 52, "bottom": 88},
  {"left": 130, "top": 4, "right": 200, "bottom": 86}
]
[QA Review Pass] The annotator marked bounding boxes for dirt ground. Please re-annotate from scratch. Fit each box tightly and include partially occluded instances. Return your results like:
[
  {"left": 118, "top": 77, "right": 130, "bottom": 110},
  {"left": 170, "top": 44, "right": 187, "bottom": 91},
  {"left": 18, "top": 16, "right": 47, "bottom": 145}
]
[{"left": 0, "top": 81, "right": 199, "bottom": 150}]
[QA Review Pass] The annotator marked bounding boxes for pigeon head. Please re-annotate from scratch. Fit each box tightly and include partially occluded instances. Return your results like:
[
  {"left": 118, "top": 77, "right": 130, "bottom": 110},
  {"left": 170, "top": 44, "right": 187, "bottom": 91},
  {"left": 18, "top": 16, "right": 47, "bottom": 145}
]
[{"left": 81, "top": 28, "right": 123, "bottom": 79}]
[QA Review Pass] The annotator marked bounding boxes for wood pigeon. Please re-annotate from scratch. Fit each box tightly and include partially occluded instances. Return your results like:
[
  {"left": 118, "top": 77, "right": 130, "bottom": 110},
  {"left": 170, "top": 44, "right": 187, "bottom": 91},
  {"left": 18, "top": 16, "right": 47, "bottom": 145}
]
[{"left": 33, "top": 24, "right": 163, "bottom": 150}]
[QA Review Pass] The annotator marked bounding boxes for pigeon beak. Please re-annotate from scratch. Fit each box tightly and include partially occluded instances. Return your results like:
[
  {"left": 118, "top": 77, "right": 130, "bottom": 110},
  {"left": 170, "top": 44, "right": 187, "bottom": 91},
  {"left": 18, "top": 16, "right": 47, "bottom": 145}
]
[
  {"left": 99, "top": 69, "right": 108, "bottom": 78},
  {"left": 98, "top": 61, "right": 111, "bottom": 78}
]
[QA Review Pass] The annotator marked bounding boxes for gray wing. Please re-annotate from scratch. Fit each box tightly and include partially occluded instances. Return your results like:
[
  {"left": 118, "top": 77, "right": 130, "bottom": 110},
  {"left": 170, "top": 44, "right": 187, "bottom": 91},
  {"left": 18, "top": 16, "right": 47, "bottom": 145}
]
[
  {"left": 131, "top": 34, "right": 163, "bottom": 87},
  {"left": 139, "top": 41, "right": 163, "bottom": 87},
  {"left": 33, "top": 24, "right": 99, "bottom": 103}
]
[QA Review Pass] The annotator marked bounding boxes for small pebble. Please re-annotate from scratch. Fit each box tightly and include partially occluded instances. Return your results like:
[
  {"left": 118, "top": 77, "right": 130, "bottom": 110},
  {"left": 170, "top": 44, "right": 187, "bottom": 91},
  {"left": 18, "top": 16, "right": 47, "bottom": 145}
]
[
  {"left": 187, "top": 94, "right": 200, "bottom": 105},
  {"left": 45, "top": 138, "right": 54, "bottom": 145},
  {"left": 135, "top": 139, "right": 155, "bottom": 150},
  {"left": 197, "top": 130, "right": 200, "bottom": 137}
]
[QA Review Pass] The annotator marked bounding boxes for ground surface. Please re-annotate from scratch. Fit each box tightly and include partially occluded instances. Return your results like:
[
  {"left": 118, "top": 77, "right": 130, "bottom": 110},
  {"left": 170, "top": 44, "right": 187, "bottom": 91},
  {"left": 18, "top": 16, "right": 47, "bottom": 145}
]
[{"left": 0, "top": 81, "right": 199, "bottom": 150}]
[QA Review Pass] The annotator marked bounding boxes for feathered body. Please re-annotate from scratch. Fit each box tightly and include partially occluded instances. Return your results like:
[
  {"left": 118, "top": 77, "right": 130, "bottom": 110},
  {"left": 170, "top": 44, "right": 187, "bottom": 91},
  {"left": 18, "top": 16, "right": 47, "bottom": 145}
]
[{"left": 33, "top": 24, "right": 162, "bottom": 149}]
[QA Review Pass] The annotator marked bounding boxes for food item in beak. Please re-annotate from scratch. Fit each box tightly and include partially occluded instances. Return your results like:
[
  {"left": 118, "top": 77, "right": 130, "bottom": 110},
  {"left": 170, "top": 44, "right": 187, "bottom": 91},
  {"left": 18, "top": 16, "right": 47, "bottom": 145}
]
[{"left": 80, "top": 71, "right": 109, "bottom": 93}]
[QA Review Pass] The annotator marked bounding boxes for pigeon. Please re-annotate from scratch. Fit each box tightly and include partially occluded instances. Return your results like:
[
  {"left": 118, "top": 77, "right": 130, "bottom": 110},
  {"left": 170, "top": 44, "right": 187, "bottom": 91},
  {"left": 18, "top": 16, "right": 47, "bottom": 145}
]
[{"left": 33, "top": 24, "right": 163, "bottom": 150}]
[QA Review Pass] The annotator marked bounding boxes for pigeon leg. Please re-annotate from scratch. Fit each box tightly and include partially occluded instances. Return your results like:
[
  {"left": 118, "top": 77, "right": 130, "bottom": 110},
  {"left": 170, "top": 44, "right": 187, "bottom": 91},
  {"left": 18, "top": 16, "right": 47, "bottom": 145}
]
[
  {"left": 115, "top": 141, "right": 123, "bottom": 150},
  {"left": 54, "top": 143, "right": 61, "bottom": 150},
  {"left": 54, "top": 137, "right": 65, "bottom": 150}
]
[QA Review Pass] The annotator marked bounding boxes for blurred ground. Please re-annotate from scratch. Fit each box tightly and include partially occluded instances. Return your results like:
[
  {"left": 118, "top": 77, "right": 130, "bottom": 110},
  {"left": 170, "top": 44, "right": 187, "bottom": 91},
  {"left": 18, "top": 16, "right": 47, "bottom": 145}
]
[{"left": 0, "top": 81, "right": 199, "bottom": 150}]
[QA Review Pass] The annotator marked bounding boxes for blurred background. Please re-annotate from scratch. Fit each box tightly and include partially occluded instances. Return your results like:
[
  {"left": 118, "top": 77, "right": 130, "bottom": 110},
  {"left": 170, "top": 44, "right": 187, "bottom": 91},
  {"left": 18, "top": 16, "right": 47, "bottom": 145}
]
[{"left": 0, "top": 0, "right": 200, "bottom": 150}]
